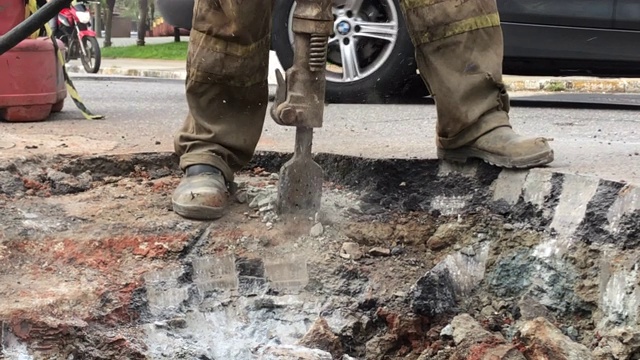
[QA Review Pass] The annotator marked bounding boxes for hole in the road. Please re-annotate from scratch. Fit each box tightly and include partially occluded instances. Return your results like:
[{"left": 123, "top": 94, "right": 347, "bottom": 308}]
[{"left": 0, "top": 152, "right": 637, "bottom": 360}]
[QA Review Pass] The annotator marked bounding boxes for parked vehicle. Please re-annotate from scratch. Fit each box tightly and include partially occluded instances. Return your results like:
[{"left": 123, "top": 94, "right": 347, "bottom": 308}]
[
  {"left": 157, "top": 0, "right": 640, "bottom": 103},
  {"left": 54, "top": 0, "right": 101, "bottom": 73}
]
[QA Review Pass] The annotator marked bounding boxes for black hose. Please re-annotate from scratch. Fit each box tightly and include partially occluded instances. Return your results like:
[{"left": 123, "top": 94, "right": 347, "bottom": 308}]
[{"left": 0, "top": 0, "right": 72, "bottom": 56}]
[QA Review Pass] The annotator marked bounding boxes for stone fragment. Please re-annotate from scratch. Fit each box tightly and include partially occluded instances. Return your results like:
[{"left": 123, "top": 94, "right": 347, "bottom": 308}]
[
  {"left": 564, "top": 326, "right": 579, "bottom": 341},
  {"left": 324, "top": 308, "right": 371, "bottom": 342},
  {"left": 166, "top": 317, "right": 187, "bottom": 329},
  {"left": 340, "top": 242, "right": 364, "bottom": 260},
  {"left": 449, "top": 314, "right": 525, "bottom": 360},
  {"left": 153, "top": 321, "right": 167, "bottom": 328},
  {"left": 0, "top": 171, "right": 25, "bottom": 195},
  {"left": 259, "top": 204, "right": 274, "bottom": 213},
  {"left": 365, "top": 335, "right": 396, "bottom": 358},
  {"left": 410, "top": 267, "right": 456, "bottom": 316},
  {"left": 451, "top": 314, "right": 498, "bottom": 345},
  {"left": 425, "top": 222, "right": 467, "bottom": 251},
  {"left": 440, "top": 324, "right": 453, "bottom": 338},
  {"left": 369, "top": 247, "right": 391, "bottom": 257},
  {"left": 249, "top": 191, "right": 276, "bottom": 209},
  {"left": 369, "top": 308, "right": 427, "bottom": 355},
  {"left": 516, "top": 295, "right": 555, "bottom": 321},
  {"left": 310, "top": 223, "right": 324, "bottom": 237},
  {"left": 489, "top": 247, "right": 589, "bottom": 318},
  {"left": 417, "top": 347, "right": 454, "bottom": 360},
  {"left": 503, "top": 223, "right": 515, "bottom": 231},
  {"left": 411, "top": 243, "right": 490, "bottom": 316},
  {"left": 235, "top": 191, "right": 248, "bottom": 203},
  {"left": 517, "top": 317, "right": 591, "bottom": 360},
  {"left": 460, "top": 246, "right": 476, "bottom": 257},
  {"left": 480, "top": 305, "right": 496, "bottom": 317},
  {"left": 258, "top": 345, "right": 332, "bottom": 360},
  {"left": 46, "top": 169, "right": 92, "bottom": 194},
  {"left": 592, "top": 327, "right": 640, "bottom": 360},
  {"left": 472, "top": 345, "right": 527, "bottom": 360},
  {"left": 298, "top": 317, "right": 343, "bottom": 358}
]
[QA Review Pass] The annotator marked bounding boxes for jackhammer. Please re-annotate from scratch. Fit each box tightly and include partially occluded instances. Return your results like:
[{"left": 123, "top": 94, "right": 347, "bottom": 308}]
[{"left": 271, "top": 0, "right": 333, "bottom": 216}]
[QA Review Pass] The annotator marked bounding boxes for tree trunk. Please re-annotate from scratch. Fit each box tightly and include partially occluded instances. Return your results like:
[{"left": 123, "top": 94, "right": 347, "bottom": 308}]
[
  {"left": 149, "top": 0, "right": 156, "bottom": 38},
  {"left": 103, "top": 0, "right": 115, "bottom": 47},
  {"left": 174, "top": 27, "right": 180, "bottom": 42},
  {"left": 149, "top": 0, "right": 155, "bottom": 24},
  {"left": 137, "top": 0, "right": 148, "bottom": 46}
]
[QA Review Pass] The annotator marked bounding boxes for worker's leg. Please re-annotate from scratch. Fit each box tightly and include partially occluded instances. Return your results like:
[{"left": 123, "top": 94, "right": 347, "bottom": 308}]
[
  {"left": 172, "top": 0, "right": 273, "bottom": 220},
  {"left": 400, "top": 0, "right": 553, "bottom": 168}
]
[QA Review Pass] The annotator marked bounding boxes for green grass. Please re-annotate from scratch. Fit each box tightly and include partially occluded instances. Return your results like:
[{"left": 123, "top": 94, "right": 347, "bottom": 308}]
[
  {"left": 544, "top": 81, "right": 566, "bottom": 92},
  {"left": 101, "top": 42, "right": 188, "bottom": 60}
]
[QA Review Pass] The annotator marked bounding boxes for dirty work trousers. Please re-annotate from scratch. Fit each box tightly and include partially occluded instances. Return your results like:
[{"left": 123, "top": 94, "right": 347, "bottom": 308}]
[{"left": 174, "top": 0, "right": 511, "bottom": 183}]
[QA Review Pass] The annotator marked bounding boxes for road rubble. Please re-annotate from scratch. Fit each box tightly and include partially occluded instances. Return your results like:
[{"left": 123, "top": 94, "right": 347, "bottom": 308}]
[{"left": 0, "top": 152, "right": 639, "bottom": 360}]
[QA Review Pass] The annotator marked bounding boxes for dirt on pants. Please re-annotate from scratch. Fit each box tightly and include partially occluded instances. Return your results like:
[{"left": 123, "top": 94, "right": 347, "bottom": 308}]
[{"left": 174, "top": 0, "right": 510, "bottom": 182}]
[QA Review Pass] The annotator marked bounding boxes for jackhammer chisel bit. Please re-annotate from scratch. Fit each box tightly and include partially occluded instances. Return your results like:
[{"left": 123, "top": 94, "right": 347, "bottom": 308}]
[{"left": 270, "top": 0, "right": 333, "bottom": 216}]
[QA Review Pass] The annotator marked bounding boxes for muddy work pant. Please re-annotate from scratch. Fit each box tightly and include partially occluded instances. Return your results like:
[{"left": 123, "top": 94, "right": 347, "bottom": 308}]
[
  {"left": 400, "top": 0, "right": 511, "bottom": 149},
  {"left": 174, "top": 0, "right": 511, "bottom": 182}
]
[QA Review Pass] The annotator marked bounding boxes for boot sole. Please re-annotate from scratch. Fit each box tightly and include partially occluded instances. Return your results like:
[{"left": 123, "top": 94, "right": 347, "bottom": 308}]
[
  {"left": 172, "top": 202, "right": 226, "bottom": 221},
  {"left": 437, "top": 147, "right": 554, "bottom": 169}
]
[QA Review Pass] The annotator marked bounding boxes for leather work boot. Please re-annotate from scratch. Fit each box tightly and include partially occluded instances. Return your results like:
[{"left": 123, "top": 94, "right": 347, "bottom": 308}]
[
  {"left": 172, "top": 165, "right": 229, "bottom": 220},
  {"left": 437, "top": 126, "right": 554, "bottom": 169}
]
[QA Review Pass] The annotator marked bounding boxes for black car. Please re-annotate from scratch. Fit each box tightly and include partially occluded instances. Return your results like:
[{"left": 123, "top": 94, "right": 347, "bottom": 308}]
[{"left": 157, "top": 0, "right": 640, "bottom": 103}]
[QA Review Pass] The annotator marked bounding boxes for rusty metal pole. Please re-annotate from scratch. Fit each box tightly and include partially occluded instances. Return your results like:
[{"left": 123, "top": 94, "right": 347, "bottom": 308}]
[{"left": 270, "top": 0, "right": 333, "bottom": 216}]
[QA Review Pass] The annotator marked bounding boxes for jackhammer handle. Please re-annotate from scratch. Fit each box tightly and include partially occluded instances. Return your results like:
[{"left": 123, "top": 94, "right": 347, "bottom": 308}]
[{"left": 0, "top": 0, "right": 72, "bottom": 56}]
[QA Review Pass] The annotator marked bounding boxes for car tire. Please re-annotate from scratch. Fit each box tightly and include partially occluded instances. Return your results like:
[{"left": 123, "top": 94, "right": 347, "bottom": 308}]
[{"left": 271, "top": 0, "right": 418, "bottom": 103}]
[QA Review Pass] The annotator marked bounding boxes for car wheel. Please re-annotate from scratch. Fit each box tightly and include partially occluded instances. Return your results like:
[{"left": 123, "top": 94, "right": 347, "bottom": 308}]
[{"left": 272, "top": 0, "right": 418, "bottom": 103}]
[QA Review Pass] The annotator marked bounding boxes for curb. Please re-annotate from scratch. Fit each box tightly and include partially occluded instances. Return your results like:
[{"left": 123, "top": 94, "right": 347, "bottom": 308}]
[
  {"left": 68, "top": 73, "right": 278, "bottom": 100},
  {"left": 66, "top": 64, "right": 186, "bottom": 80},
  {"left": 506, "top": 78, "right": 640, "bottom": 93},
  {"left": 66, "top": 65, "right": 640, "bottom": 94},
  {"left": 69, "top": 73, "right": 185, "bottom": 84}
]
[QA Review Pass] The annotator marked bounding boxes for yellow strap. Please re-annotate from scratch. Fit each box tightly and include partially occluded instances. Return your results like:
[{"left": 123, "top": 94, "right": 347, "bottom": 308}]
[
  {"left": 26, "top": 0, "right": 105, "bottom": 120},
  {"left": 416, "top": 12, "right": 501, "bottom": 45},
  {"left": 24, "top": 2, "right": 40, "bottom": 39}
]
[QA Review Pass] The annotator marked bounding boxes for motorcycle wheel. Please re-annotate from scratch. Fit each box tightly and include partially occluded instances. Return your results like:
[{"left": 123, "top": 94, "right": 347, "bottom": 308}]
[{"left": 80, "top": 36, "right": 101, "bottom": 73}]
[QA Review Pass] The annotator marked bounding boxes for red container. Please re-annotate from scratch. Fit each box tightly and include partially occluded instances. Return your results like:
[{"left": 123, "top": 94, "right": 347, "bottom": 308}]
[
  {"left": 0, "top": 0, "right": 25, "bottom": 35},
  {"left": 0, "top": 37, "right": 67, "bottom": 122}
]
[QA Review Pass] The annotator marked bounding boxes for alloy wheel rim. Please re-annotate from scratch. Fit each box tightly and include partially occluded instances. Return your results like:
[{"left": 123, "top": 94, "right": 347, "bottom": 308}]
[{"left": 287, "top": 0, "right": 399, "bottom": 84}]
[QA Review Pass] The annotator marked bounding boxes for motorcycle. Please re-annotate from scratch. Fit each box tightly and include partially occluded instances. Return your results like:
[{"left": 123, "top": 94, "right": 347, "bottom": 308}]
[{"left": 53, "top": 0, "right": 101, "bottom": 73}]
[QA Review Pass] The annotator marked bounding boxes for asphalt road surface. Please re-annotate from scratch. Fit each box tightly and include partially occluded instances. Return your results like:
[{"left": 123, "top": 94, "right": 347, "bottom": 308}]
[{"left": 1, "top": 78, "right": 639, "bottom": 185}]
